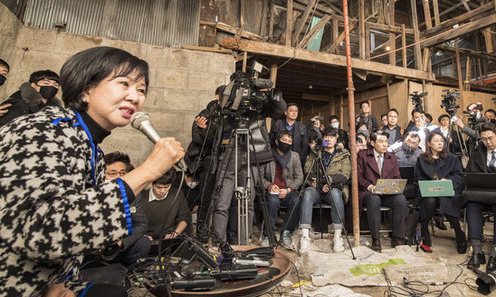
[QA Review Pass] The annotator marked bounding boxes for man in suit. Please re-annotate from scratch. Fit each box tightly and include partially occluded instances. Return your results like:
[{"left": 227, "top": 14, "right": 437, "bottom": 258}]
[
  {"left": 357, "top": 130, "right": 408, "bottom": 252},
  {"left": 466, "top": 123, "right": 496, "bottom": 271},
  {"left": 260, "top": 130, "right": 303, "bottom": 247}
]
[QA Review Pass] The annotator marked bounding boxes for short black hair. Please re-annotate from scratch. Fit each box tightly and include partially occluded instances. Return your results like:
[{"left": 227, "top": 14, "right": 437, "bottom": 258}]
[
  {"left": 356, "top": 135, "right": 365, "bottom": 144},
  {"left": 381, "top": 113, "right": 387, "bottom": 119},
  {"left": 0, "top": 59, "right": 9, "bottom": 72},
  {"left": 370, "top": 129, "right": 389, "bottom": 142},
  {"left": 60, "top": 46, "right": 149, "bottom": 111},
  {"left": 322, "top": 128, "right": 338, "bottom": 137},
  {"left": 308, "top": 134, "right": 319, "bottom": 143},
  {"left": 480, "top": 122, "right": 496, "bottom": 135},
  {"left": 287, "top": 103, "right": 298, "bottom": 109},
  {"left": 104, "top": 151, "right": 131, "bottom": 166},
  {"left": 411, "top": 107, "right": 424, "bottom": 117},
  {"left": 153, "top": 169, "right": 176, "bottom": 185},
  {"left": 485, "top": 109, "right": 496, "bottom": 116},
  {"left": 329, "top": 115, "right": 340, "bottom": 122},
  {"left": 215, "top": 85, "right": 226, "bottom": 96},
  {"left": 425, "top": 113, "right": 433, "bottom": 122},
  {"left": 276, "top": 129, "right": 292, "bottom": 141},
  {"left": 404, "top": 131, "right": 420, "bottom": 140},
  {"left": 438, "top": 114, "right": 451, "bottom": 123},
  {"left": 387, "top": 108, "right": 399, "bottom": 116},
  {"left": 359, "top": 100, "right": 369, "bottom": 109},
  {"left": 29, "top": 70, "right": 60, "bottom": 84}
]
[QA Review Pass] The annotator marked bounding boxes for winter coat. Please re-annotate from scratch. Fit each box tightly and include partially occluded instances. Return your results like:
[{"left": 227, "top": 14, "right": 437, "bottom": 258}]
[
  {"left": 393, "top": 142, "right": 423, "bottom": 167},
  {"left": 414, "top": 153, "right": 465, "bottom": 217},
  {"left": 466, "top": 144, "right": 492, "bottom": 173},
  {"left": 270, "top": 119, "right": 309, "bottom": 165},
  {"left": 0, "top": 82, "right": 62, "bottom": 127},
  {"left": 260, "top": 151, "right": 304, "bottom": 191},
  {"left": 0, "top": 106, "right": 133, "bottom": 296}
]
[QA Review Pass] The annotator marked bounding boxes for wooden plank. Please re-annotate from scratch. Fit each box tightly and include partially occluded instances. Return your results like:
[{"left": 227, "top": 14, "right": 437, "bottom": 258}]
[
  {"left": 389, "top": 0, "right": 396, "bottom": 65},
  {"left": 432, "top": 0, "right": 441, "bottom": 26},
  {"left": 461, "top": 0, "right": 471, "bottom": 12},
  {"left": 466, "top": 56, "right": 472, "bottom": 91},
  {"left": 402, "top": 24, "right": 407, "bottom": 68},
  {"left": 298, "top": 14, "right": 331, "bottom": 48},
  {"left": 420, "top": 2, "right": 464, "bottom": 28},
  {"left": 219, "top": 37, "right": 435, "bottom": 80},
  {"left": 323, "top": 19, "right": 357, "bottom": 53},
  {"left": 455, "top": 40, "right": 465, "bottom": 106},
  {"left": 292, "top": 0, "right": 318, "bottom": 46},
  {"left": 423, "top": 0, "right": 433, "bottom": 29},
  {"left": 421, "top": 13, "right": 496, "bottom": 48},
  {"left": 484, "top": 28, "right": 493, "bottom": 53},
  {"left": 359, "top": 0, "right": 366, "bottom": 59},
  {"left": 201, "top": 21, "right": 266, "bottom": 41},
  {"left": 411, "top": 0, "right": 423, "bottom": 70},
  {"left": 367, "top": 22, "right": 414, "bottom": 34},
  {"left": 242, "top": 51, "right": 247, "bottom": 72},
  {"left": 240, "top": 0, "right": 245, "bottom": 29},
  {"left": 366, "top": 23, "right": 371, "bottom": 59},
  {"left": 377, "top": 0, "right": 384, "bottom": 24},
  {"left": 333, "top": 18, "right": 340, "bottom": 54},
  {"left": 182, "top": 46, "right": 232, "bottom": 54},
  {"left": 422, "top": 48, "right": 431, "bottom": 72},
  {"left": 260, "top": 0, "right": 268, "bottom": 36},
  {"left": 269, "top": 3, "right": 275, "bottom": 38},
  {"left": 270, "top": 64, "right": 278, "bottom": 87},
  {"left": 434, "top": 44, "right": 496, "bottom": 60},
  {"left": 286, "top": 0, "right": 293, "bottom": 47},
  {"left": 422, "top": 2, "right": 495, "bottom": 37}
]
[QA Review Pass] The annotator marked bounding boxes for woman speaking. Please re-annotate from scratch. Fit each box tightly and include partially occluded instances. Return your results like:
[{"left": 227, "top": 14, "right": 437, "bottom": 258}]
[{"left": 0, "top": 47, "right": 184, "bottom": 297}]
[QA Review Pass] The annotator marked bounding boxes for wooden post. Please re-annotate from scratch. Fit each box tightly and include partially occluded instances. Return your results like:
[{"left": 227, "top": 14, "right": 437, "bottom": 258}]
[
  {"left": 484, "top": 28, "right": 493, "bottom": 53},
  {"left": 260, "top": 0, "right": 268, "bottom": 36},
  {"left": 410, "top": 0, "right": 423, "bottom": 70},
  {"left": 286, "top": 0, "right": 293, "bottom": 47},
  {"left": 242, "top": 52, "right": 248, "bottom": 73},
  {"left": 389, "top": 0, "right": 396, "bottom": 65},
  {"left": 422, "top": 0, "right": 433, "bottom": 29},
  {"left": 359, "top": 0, "right": 366, "bottom": 59},
  {"left": 292, "top": 0, "right": 317, "bottom": 46},
  {"left": 269, "top": 3, "right": 275, "bottom": 39},
  {"left": 432, "top": 0, "right": 441, "bottom": 26},
  {"left": 267, "top": 64, "right": 278, "bottom": 132},
  {"left": 455, "top": 40, "right": 465, "bottom": 107},
  {"left": 366, "top": 23, "right": 370, "bottom": 59},
  {"left": 340, "top": 95, "right": 344, "bottom": 127},
  {"left": 240, "top": 0, "right": 245, "bottom": 29},
  {"left": 298, "top": 14, "right": 332, "bottom": 48},
  {"left": 402, "top": 24, "right": 407, "bottom": 68},
  {"left": 342, "top": 0, "right": 360, "bottom": 248},
  {"left": 465, "top": 57, "right": 472, "bottom": 91},
  {"left": 333, "top": 18, "right": 340, "bottom": 54},
  {"left": 377, "top": 0, "right": 384, "bottom": 24}
]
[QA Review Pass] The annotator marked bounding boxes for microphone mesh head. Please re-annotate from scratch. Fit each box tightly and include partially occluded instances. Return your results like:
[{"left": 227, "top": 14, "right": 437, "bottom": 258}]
[{"left": 131, "top": 112, "right": 149, "bottom": 130}]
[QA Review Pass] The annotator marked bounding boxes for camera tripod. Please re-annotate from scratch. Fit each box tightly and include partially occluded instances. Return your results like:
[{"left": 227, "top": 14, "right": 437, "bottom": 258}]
[{"left": 277, "top": 145, "right": 356, "bottom": 258}]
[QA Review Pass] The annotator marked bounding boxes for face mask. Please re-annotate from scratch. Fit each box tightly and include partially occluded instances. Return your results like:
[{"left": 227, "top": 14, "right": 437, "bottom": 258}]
[
  {"left": 0, "top": 75, "right": 6, "bottom": 87},
  {"left": 39, "top": 86, "right": 58, "bottom": 100},
  {"left": 186, "top": 181, "right": 199, "bottom": 189},
  {"left": 331, "top": 123, "right": 339, "bottom": 129},
  {"left": 277, "top": 141, "right": 292, "bottom": 154},
  {"left": 358, "top": 129, "right": 369, "bottom": 138}
]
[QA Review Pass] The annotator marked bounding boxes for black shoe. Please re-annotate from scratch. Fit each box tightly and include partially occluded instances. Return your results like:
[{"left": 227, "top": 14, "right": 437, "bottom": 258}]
[
  {"left": 435, "top": 219, "right": 447, "bottom": 231},
  {"left": 455, "top": 233, "right": 467, "bottom": 254},
  {"left": 487, "top": 256, "right": 496, "bottom": 273},
  {"left": 467, "top": 251, "right": 486, "bottom": 270},
  {"left": 391, "top": 237, "right": 404, "bottom": 248},
  {"left": 371, "top": 238, "right": 381, "bottom": 253}
]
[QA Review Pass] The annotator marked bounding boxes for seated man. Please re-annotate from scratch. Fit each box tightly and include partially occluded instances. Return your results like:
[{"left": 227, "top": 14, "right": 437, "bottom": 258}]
[
  {"left": 329, "top": 115, "right": 349, "bottom": 150},
  {"left": 466, "top": 123, "right": 496, "bottom": 271},
  {"left": 140, "top": 170, "right": 191, "bottom": 243},
  {"left": 409, "top": 109, "right": 440, "bottom": 151},
  {"left": 299, "top": 128, "right": 351, "bottom": 253},
  {"left": 358, "top": 130, "right": 407, "bottom": 252},
  {"left": 260, "top": 130, "right": 303, "bottom": 247},
  {"left": 104, "top": 152, "right": 151, "bottom": 270},
  {"left": 389, "top": 131, "right": 422, "bottom": 167},
  {"left": 0, "top": 69, "right": 61, "bottom": 127}
]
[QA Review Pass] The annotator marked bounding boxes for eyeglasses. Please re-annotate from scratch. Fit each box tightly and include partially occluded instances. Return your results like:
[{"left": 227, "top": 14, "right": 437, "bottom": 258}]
[
  {"left": 106, "top": 170, "right": 127, "bottom": 179},
  {"left": 481, "top": 136, "right": 495, "bottom": 143}
]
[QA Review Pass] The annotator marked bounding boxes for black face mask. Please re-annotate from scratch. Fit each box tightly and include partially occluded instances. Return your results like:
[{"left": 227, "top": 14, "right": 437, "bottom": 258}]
[
  {"left": 277, "top": 142, "right": 292, "bottom": 154},
  {"left": 0, "top": 74, "right": 6, "bottom": 87},
  {"left": 39, "top": 86, "right": 58, "bottom": 100}
]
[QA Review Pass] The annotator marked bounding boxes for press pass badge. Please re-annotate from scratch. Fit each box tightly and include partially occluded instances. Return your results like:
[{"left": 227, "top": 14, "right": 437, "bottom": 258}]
[{"left": 130, "top": 206, "right": 137, "bottom": 213}]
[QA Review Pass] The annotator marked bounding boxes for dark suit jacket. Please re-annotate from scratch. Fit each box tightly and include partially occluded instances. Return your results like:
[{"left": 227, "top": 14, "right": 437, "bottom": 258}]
[
  {"left": 414, "top": 153, "right": 465, "bottom": 217},
  {"left": 466, "top": 145, "right": 489, "bottom": 173},
  {"left": 357, "top": 148, "right": 401, "bottom": 201}
]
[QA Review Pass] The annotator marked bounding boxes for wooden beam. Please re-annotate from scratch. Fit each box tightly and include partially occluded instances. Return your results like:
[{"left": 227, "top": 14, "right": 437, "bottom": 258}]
[
  {"left": 366, "top": 23, "right": 371, "bottom": 59},
  {"left": 422, "top": 2, "right": 495, "bottom": 37},
  {"left": 389, "top": 0, "right": 396, "bottom": 65},
  {"left": 302, "top": 93, "right": 331, "bottom": 102},
  {"left": 182, "top": 46, "right": 232, "bottom": 54},
  {"left": 219, "top": 37, "right": 435, "bottom": 81},
  {"left": 434, "top": 44, "right": 496, "bottom": 60},
  {"left": 367, "top": 22, "right": 414, "bottom": 35},
  {"left": 420, "top": 2, "right": 464, "bottom": 28},
  {"left": 298, "top": 14, "right": 331, "bottom": 48},
  {"left": 269, "top": 3, "right": 275, "bottom": 38},
  {"left": 260, "top": 0, "right": 268, "bottom": 36},
  {"left": 377, "top": 0, "right": 384, "bottom": 24},
  {"left": 402, "top": 24, "right": 407, "bottom": 68},
  {"left": 286, "top": 0, "right": 293, "bottom": 47},
  {"left": 200, "top": 21, "right": 266, "bottom": 41},
  {"left": 240, "top": 0, "right": 245, "bottom": 29},
  {"left": 410, "top": 0, "right": 423, "bottom": 70},
  {"left": 292, "top": 0, "right": 318, "bottom": 46},
  {"left": 421, "top": 13, "right": 496, "bottom": 48},
  {"left": 455, "top": 39, "right": 465, "bottom": 107},
  {"left": 483, "top": 28, "right": 493, "bottom": 53},
  {"left": 270, "top": 64, "right": 278, "bottom": 87},
  {"left": 432, "top": 0, "right": 441, "bottom": 26},
  {"left": 323, "top": 19, "right": 357, "bottom": 53},
  {"left": 461, "top": 0, "right": 471, "bottom": 12},
  {"left": 422, "top": 0, "right": 433, "bottom": 29},
  {"left": 359, "top": 0, "right": 366, "bottom": 59},
  {"left": 332, "top": 18, "right": 340, "bottom": 54},
  {"left": 465, "top": 56, "right": 472, "bottom": 91}
]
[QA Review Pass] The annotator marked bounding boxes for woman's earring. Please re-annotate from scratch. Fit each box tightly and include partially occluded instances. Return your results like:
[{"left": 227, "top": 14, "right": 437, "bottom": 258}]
[{"left": 82, "top": 98, "right": 88, "bottom": 103}]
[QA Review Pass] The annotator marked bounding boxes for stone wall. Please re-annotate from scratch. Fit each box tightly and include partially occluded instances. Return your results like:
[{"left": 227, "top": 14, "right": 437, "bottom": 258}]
[{"left": 0, "top": 2, "right": 235, "bottom": 166}]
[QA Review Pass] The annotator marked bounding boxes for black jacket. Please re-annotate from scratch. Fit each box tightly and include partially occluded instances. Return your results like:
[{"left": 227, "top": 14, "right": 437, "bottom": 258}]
[
  {"left": 270, "top": 119, "right": 308, "bottom": 165},
  {"left": 0, "top": 82, "right": 62, "bottom": 127},
  {"left": 466, "top": 145, "right": 490, "bottom": 173},
  {"left": 414, "top": 153, "right": 465, "bottom": 217}
]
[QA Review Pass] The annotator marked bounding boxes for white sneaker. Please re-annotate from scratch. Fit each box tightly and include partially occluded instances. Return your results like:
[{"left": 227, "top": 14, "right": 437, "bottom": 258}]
[
  {"left": 282, "top": 230, "right": 292, "bottom": 247},
  {"left": 261, "top": 237, "right": 269, "bottom": 247},
  {"left": 333, "top": 236, "right": 345, "bottom": 252},
  {"left": 299, "top": 236, "right": 311, "bottom": 254}
]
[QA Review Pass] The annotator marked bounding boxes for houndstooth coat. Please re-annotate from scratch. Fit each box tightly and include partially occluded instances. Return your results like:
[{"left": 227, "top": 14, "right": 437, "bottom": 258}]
[{"left": 0, "top": 106, "right": 133, "bottom": 296}]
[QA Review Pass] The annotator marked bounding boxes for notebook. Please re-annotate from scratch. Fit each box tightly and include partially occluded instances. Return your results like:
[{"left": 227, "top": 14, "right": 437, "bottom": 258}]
[
  {"left": 374, "top": 179, "right": 407, "bottom": 195},
  {"left": 418, "top": 180, "right": 454, "bottom": 197}
]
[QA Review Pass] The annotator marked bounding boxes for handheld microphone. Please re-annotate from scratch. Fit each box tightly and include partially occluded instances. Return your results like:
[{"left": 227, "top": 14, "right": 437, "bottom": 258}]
[{"left": 131, "top": 112, "right": 185, "bottom": 170}]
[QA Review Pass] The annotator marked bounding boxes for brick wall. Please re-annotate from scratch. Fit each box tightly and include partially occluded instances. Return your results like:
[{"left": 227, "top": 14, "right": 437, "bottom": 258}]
[{"left": 0, "top": 2, "right": 235, "bottom": 166}]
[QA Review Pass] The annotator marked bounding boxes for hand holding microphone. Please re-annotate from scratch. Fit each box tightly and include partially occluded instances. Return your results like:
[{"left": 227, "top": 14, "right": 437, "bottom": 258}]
[{"left": 131, "top": 112, "right": 185, "bottom": 178}]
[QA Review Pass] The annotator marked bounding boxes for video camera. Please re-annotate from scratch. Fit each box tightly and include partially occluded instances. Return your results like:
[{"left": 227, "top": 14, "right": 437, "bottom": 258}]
[
  {"left": 440, "top": 89, "right": 460, "bottom": 117},
  {"left": 410, "top": 91, "right": 427, "bottom": 113}
]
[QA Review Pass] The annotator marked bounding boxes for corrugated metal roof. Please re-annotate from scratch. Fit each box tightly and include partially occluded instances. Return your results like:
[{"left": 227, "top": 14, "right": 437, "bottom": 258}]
[{"left": 23, "top": 0, "right": 200, "bottom": 47}]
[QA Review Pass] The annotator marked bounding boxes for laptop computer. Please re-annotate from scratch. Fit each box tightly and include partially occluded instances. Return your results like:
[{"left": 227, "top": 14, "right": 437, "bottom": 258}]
[
  {"left": 463, "top": 172, "right": 496, "bottom": 189},
  {"left": 399, "top": 167, "right": 415, "bottom": 182},
  {"left": 374, "top": 179, "right": 407, "bottom": 195},
  {"left": 418, "top": 180, "right": 454, "bottom": 197}
]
